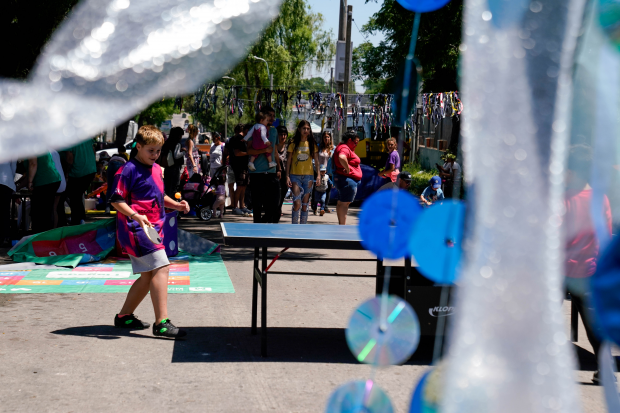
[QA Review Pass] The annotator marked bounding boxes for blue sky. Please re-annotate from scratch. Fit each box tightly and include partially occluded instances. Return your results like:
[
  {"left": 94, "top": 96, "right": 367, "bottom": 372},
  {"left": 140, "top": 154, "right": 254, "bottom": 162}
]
[{"left": 304, "top": 0, "right": 386, "bottom": 91}]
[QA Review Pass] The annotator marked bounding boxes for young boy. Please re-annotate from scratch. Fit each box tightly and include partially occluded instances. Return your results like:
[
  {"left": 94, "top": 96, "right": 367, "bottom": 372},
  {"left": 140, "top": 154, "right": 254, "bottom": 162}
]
[
  {"left": 312, "top": 165, "right": 332, "bottom": 216},
  {"left": 244, "top": 112, "right": 277, "bottom": 171},
  {"left": 421, "top": 175, "right": 445, "bottom": 206},
  {"left": 110, "top": 125, "right": 190, "bottom": 338}
]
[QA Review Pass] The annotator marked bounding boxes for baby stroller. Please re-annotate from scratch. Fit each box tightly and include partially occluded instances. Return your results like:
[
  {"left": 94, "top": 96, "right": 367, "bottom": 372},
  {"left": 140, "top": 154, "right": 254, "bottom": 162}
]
[{"left": 180, "top": 165, "right": 228, "bottom": 221}]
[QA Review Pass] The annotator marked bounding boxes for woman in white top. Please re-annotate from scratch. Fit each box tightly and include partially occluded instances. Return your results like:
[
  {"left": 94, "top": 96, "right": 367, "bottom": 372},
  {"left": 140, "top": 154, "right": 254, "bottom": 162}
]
[
  {"left": 313, "top": 131, "right": 335, "bottom": 214},
  {"left": 209, "top": 132, "right": 224, "bottom": 178},
  {"left": 0, "top": 161, "right": 17, "bottom": 246}
]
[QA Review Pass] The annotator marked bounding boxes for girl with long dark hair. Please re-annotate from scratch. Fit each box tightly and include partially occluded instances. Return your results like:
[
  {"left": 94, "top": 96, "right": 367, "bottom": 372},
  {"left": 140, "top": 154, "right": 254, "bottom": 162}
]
[{"left": 286, "top": 120, "right": 320, "bottom": 224}]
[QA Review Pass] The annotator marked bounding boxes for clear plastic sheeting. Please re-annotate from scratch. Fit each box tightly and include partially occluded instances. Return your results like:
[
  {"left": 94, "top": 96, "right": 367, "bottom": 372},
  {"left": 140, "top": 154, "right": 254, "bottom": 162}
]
[
  {"left": 441, "top": 0, "right": 587, "bottom": 412},
  {"left": 0, "top": 0, "right": 282, "bottom": 162}
]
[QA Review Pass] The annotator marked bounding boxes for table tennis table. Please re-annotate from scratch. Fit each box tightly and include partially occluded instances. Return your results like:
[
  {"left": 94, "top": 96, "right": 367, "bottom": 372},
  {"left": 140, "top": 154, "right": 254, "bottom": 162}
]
[{"left": 220, "top": 222, "right": 412, "bottom": 357}]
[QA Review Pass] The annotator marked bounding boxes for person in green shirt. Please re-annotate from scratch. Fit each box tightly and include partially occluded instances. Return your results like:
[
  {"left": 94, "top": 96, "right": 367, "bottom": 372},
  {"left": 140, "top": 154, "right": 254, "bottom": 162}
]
[
  {"left": 25, "top": 153, "right": 61, "bottom": 233},
  {"left": 64, "top": 139, "right": 97, "bottom": 225}
]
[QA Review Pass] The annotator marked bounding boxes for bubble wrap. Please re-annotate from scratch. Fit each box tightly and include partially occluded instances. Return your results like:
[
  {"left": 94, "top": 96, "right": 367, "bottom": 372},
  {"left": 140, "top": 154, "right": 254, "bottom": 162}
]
[
  {"left": 441, "top": 0, "right": 587, "bottom": 412},
  {"left": 0, "top": 0, "right": 282, "bottom": 162}
]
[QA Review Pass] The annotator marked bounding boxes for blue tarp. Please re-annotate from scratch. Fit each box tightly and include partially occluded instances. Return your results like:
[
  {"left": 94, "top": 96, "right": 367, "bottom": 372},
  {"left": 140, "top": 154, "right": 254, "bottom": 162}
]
[{"left": 330, "top": 164, "right": 386, "bottom": 202}]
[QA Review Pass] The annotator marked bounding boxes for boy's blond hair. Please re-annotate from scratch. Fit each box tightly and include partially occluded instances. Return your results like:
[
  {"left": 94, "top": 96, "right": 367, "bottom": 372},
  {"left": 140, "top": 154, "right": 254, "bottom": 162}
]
[{"left": 135, "top": 125, "right": 164, "bottom": 146}]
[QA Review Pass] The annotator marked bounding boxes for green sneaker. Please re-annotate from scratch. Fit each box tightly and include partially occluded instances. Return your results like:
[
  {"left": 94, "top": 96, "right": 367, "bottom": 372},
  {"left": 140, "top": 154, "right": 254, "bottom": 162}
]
[
  {"left": 153, "top": 319, "right": 187, "bottom": 338},
  {"left": 114, "top": 314, "right": 149, "bottom": 329}
]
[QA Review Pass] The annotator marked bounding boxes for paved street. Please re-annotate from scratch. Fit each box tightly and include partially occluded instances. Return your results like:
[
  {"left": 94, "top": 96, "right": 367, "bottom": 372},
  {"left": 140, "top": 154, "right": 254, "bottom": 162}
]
[{"left": 0, "top": 205, "right": 610, "bottom": 412}]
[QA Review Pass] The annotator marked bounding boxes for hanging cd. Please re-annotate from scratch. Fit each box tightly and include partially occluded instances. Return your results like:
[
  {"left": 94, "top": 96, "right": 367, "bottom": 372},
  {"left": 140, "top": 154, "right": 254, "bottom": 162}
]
[
  {"left": 409, "top": 200, "right": 465, "bottom": 284},
  {"left": 396, "top": 0, "right": 452, "bottom": 13},
  {"left": 599, "top": 0, "right": 620, "bottom": 49},
  {"left": 346, "top": 295, "right": 420, "bottom": 366},
  {"left": 359, "top": 189, "right": 422, "bottom": 260},
  {"left": 326, "top": 380, "right": 394, "bottom": 413}
]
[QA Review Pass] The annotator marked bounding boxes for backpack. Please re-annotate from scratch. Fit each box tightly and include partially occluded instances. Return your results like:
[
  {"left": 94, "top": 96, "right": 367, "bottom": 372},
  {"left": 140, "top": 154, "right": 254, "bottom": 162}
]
[
  {"left": 326, "top": 149, "right": 335, "bottom": 175},
  {"left": 157, "top": 147, "right": 174, "bottom": 168}
]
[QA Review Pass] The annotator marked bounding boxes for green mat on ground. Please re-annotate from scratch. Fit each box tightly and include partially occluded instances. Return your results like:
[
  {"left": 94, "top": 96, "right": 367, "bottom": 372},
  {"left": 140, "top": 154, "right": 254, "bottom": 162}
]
[{"left": 0, "top": 252, "right": 234, "bottom": 294}]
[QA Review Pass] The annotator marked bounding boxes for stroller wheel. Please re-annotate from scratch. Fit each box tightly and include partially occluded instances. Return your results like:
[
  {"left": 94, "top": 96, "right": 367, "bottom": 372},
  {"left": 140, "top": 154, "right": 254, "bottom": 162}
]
[{"left": 198, "top": 207, "right": 212, "bottom": 221}]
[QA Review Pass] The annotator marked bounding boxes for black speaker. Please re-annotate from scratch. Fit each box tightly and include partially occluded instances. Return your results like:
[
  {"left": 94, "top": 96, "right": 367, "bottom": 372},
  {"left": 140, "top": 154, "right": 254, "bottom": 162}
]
[{"left": 376, "top": 264, "right": 455, "bottom": 362}]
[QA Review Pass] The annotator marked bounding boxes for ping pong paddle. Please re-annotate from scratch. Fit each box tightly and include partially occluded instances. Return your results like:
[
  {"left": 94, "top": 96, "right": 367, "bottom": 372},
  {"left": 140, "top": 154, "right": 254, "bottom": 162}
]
[{"left": 142, "top": 224, "right": 162, "bottom": 245}]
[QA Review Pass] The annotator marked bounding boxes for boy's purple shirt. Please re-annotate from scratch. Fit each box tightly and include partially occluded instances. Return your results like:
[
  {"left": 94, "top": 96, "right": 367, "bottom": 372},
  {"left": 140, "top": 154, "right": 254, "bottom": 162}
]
[{"left": 110, "top": 158, "right": 166, "bottom": 257}]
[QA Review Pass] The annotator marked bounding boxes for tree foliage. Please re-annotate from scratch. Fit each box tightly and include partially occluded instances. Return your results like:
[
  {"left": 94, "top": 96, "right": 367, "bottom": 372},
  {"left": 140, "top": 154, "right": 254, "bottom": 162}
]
[
  {"left": 136, "top": 98, "right": 176, "bottom": 127},
  {"left": 353, "top": 0, "right": 463, "bottom": 93},
  {"left": 299, "top": 77, "right": 330, "bottom": 92},
  {"left": 192, "top": 0, "right": 335, "bottom": 135},
  {"left": 1, "top": 0, "right": 80, "bottom": 79}
]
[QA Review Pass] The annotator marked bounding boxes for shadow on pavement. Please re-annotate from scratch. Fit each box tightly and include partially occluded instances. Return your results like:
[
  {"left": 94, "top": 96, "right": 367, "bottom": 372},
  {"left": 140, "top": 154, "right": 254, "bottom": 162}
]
[
  {"left": 220, "top": 248, "right": 329, "bottom": 263},
  {"left": 171, "top": 326, "right": 356, "bottom": 363},
  {"left": 170, "top": 327, "right": 435, "bottom": 365},
  {"left": 50, "top": 325, "right": 161, "bottom": 340},
  {"left": 50, "top": 325, "right": 433, "bottom": 365}
]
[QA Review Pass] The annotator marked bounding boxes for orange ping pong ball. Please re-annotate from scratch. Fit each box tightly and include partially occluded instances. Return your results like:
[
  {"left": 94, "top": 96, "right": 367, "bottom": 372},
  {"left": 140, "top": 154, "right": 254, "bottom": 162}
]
[{"left": 175, "top": 192, "right": 181, "bottom": 199}]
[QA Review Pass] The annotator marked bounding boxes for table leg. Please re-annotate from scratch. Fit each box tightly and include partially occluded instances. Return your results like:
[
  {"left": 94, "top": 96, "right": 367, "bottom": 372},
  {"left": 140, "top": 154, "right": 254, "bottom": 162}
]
[
  {"left": 375, "top": 259, "right": 385, "bottom": 295},
  {"left": 261, "top": 247, "right": 268, "bottom": 357},
  {"left": 21, "top": 197, "right": 27, "bottom": 234},
  {"left": 570, "top": 298, "right": 578, "bottom": 342},
  {"left": 251, "top": 247, "right": 259, "bottom": 335}
]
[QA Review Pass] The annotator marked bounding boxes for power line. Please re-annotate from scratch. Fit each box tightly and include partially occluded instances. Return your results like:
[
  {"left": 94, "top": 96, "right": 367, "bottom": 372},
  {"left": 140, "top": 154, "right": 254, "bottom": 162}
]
[{"left": 353, "top": 19, "right": 369, "bottom": 42}]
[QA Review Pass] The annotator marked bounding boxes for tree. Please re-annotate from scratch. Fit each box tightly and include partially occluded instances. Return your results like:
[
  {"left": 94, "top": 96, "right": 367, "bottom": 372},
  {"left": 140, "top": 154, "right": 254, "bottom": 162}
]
[
  {"left": 299, "top": 77, "right": 330, "bottom": 92},
  {"left": 1, "top": 0, "right": 80, "bottom": 79},
  {"left": 192, "top": 0, "right": 335, "bottom": 135},
  {"left": 135, "top": 98, "right": 176, "bottom": 127},
  {"left": 353, "top": 0, "right": 463, "bottom": 93}
]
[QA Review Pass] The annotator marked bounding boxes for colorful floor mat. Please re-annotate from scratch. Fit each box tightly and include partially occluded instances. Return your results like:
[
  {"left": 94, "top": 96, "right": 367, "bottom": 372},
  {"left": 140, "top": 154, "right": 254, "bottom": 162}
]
[{"left": 0, "top": 253, "right": 233, "bottom": 294}]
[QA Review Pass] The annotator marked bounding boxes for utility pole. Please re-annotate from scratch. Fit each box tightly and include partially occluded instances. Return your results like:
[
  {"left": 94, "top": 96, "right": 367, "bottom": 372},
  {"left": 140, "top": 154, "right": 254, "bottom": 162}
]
[
  {"left": 330, "top": 67, "right": 334, "bottom": 93},
  {"left": 344, "top": 5, "right": 353, "bottom": 133},
  {"left": 335, "top": 0, "right": 347, "bottom": 144},
  {"left": 338, "top": 0, "right": 347, "bottom": 46}
]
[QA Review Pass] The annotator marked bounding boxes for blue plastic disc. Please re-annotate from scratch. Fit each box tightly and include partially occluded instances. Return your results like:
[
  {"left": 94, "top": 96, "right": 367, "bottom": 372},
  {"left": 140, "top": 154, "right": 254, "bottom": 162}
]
[
  {"left": 409, "top": 371, "right": 432, "bottom": 413},
  {"left": 359, "top": 189, "right": 423, "bottom": 260},
  {"left": 409, "top": 200, "right": 465, "bottom": 284},
  {"left": 326, "top": 380, "right": 394, "bottom": 413},
  {"left": 396, "top": 0, "right": 452, "bottom": 13},
  {"left": 346, "top": 295, "right": 420, "bottom": 366}
]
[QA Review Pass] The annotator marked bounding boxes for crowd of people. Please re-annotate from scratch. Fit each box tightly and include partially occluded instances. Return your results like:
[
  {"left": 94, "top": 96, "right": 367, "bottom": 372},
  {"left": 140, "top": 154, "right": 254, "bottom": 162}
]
[
  {"left": 0, "top": 104, "right": 463, "bottom": 247},
  {"left": 0, "top": 140, "right": 99, "bottom": 247},
  {"left": 171, "top": 106, "right": 368, "bottom": 226}
]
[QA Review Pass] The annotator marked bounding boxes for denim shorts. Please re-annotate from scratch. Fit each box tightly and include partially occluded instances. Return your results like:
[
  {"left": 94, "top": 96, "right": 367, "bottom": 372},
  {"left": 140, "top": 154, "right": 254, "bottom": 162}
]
[
  {"left": 334, "top": 174, "right": 359, "bottom": 203},
  {"left": 289, "top": 174, "right": 314, "bottom": 202}
]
